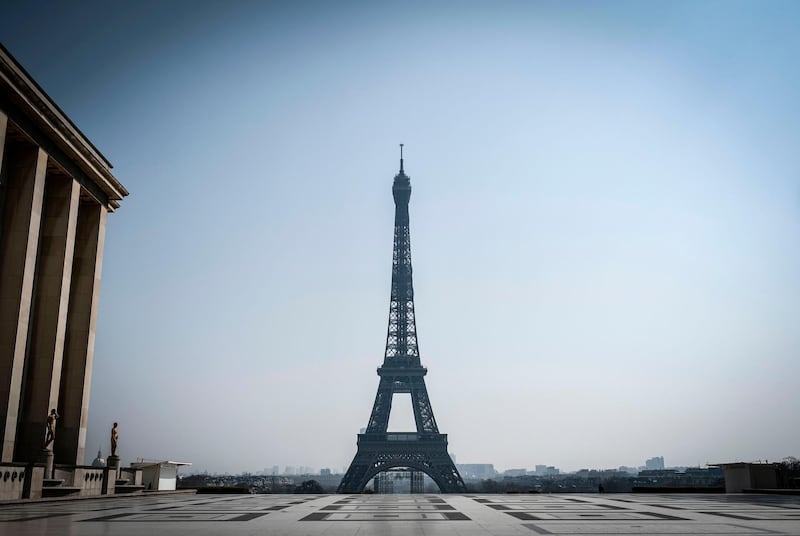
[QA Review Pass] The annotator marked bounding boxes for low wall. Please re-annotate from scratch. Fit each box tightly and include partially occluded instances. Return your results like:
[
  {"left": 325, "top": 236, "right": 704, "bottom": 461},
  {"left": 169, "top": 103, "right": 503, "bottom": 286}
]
[
  {"left": 0, "top": 463, "right": 44, "bottom": 500},
  {"left": 119, "top": 467, "right": 142, "bottom": 486},
  {"left": 74, "top": 467, "right": 106, "bottom": 497},
  {"left": 53, "top": 465, "right": 116, "bottom": 496},
  {"left": 1, "top": 463, "right": 143, "bottom": 500},
  {"left": 0, "top": 463, "right": 28, "bottom": 500}
]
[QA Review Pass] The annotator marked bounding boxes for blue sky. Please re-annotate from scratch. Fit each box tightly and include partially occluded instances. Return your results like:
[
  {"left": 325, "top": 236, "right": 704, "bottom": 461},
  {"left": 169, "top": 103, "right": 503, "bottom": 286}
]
[{"left": 2, "top": 0, "right": 798, "bottom": 474}]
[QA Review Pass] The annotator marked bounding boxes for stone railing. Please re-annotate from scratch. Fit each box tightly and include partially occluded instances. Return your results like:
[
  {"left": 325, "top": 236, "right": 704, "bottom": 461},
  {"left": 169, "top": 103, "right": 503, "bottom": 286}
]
[{"left": 0, "top": 462, "right": 45, "bottom": 500}]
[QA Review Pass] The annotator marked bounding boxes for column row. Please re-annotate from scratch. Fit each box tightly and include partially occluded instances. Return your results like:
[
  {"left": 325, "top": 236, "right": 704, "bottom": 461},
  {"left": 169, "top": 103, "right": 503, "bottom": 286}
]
[{"left": 0, "top": 110, "right": 107, "bottom": 467}]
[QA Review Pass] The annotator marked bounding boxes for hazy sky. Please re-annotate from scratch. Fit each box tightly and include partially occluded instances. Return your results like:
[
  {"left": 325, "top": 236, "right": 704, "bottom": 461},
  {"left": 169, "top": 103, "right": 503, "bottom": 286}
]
[{"left": 2, "top": 0, "right": 798, "bottom": 475}]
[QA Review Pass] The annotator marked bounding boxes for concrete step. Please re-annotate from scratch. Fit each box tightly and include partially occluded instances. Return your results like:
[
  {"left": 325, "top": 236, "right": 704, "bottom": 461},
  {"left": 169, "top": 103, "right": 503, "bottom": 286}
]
[
  {"left": 42, "top": 479, "right": 65, "bottom": 487},
  {"left": 41, "top": 485, "right": 81, "bottom": 497},
  {"left": 115, "top": 484, "right": 145, "bottom": 494}
]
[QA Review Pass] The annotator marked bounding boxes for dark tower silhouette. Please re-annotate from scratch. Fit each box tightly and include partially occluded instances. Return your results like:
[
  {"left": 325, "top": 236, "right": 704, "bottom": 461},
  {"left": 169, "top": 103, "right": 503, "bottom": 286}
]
[{"left": 338, "top": 146, "right": 466, "bottom": 493}]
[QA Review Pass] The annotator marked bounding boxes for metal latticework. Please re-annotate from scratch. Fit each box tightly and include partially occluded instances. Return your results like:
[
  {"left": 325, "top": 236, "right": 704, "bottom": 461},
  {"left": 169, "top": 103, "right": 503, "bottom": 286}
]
[{"left": 339, "top": 152, "right": 466, "bottom": 494}]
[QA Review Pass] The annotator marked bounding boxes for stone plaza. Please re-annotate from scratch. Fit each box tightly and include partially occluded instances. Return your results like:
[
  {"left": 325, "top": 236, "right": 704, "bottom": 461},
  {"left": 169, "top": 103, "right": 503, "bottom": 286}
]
[{"left": 0, "top": 492, "right": 799, "bottom": 535}]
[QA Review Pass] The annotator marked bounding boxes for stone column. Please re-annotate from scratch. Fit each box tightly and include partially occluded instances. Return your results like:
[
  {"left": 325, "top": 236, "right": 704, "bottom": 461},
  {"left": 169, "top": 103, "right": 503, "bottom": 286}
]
[
  {"left": 0, "top": 110, "right": 6, "bottom": 152},
  {"left": 107, "top": 455, "right": 120, "bottom": 481},
  {"left": 0, "top": 111, "right": 7, "bottom": 226},
  {"left": 0, "top": 145, "right": 47, "bottom": 463},
  {"left": 101, "top": 463, "right": 117, "bottom": 495},
  {"left": 21, "top": 463, "right": 44, "bottom": 499},
  {"left": 56, "top": 201, "right": 106, "bottom": 466},
  {"left": 14, "top": 172, "right": 80, "bottom": 462}
]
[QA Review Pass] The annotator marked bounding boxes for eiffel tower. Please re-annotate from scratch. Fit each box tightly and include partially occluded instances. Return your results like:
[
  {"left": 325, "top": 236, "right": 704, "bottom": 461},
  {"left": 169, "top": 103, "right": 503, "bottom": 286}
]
[{"left": 338, "top": 146, "right": 466, "bottom": 493}]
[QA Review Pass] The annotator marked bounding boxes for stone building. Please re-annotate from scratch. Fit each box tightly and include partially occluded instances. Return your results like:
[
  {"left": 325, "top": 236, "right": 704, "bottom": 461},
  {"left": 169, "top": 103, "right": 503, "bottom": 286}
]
[{"left": 0, "top": 43, "right": 127, "bottom": 498}]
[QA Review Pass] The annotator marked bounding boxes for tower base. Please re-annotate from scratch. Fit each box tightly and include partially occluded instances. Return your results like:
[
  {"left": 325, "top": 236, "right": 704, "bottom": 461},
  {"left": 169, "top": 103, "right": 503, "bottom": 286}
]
[{"left": 338, "top": 433, "right": 466, "bottom": 493}]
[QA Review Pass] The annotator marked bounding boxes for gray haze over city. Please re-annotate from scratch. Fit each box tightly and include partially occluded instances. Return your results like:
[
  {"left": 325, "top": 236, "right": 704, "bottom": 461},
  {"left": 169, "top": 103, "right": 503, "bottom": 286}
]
[{"left": 1, "top": 1, "right": 798, "bottom": 475}]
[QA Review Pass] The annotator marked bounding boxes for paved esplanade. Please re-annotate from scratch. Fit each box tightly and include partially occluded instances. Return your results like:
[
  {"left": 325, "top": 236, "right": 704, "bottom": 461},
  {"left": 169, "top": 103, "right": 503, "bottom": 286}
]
[{"left": 1, "top": 493, "right": 798, "bottom": 535}]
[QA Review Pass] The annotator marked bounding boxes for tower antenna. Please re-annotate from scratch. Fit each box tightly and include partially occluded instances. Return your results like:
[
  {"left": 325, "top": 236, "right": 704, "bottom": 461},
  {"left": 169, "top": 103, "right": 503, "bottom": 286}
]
[{"left": 399, "top": 143, "right": 404, "bottom": 173}]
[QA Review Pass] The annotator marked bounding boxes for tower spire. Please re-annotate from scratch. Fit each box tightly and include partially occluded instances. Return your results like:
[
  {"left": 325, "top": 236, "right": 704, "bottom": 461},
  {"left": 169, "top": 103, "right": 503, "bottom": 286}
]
[{"left": 399, "top": 143, "right": 404, "bottom": 173}]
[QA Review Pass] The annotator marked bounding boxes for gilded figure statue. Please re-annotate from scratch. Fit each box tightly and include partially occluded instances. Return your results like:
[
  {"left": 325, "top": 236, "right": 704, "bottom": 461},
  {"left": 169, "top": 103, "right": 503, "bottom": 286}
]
[
  {"left": 43, "top": 409, "right": 59, "bottom": 449},
  {"left": 110, "top": 422, "right": 119, "bottom": 457}
]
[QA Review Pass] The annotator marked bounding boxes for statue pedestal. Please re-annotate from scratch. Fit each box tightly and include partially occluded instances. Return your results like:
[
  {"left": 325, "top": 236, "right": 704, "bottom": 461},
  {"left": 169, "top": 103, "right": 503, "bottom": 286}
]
[
  {"left": 107, "top": 455, "right": 121, "bottom": 479},
  {"left": 38, "top": 449, "right": 54, "bottom": 480}
]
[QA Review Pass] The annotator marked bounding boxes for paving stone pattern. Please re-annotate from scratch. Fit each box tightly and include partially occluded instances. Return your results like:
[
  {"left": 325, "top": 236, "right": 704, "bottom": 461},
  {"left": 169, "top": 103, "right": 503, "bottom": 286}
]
[{"left": 0, "top": 493, "right": 798, "bottom": 535}]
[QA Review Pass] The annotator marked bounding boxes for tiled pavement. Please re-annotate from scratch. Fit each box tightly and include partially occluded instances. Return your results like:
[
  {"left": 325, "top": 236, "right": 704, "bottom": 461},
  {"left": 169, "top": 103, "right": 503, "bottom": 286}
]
[{"left": 0, "top": 492, "right": 798, "bottom": 535}]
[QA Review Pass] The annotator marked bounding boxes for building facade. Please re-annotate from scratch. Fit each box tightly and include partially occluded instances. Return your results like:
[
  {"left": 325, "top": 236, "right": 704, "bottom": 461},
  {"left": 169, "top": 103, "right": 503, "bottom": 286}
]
[
  {"left": 373, "top": 470, "right": 425, "bottom": 494},
  {"left": 0, "top": 42, "right": 127, "bottom": 483}
]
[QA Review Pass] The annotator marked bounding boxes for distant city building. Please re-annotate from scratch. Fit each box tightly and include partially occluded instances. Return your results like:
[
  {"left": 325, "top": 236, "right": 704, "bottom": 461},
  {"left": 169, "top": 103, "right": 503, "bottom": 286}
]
[
  {"left": 320, "top": 468, "right": 332, "bottom": 476},
  {"left": 645, "top": 456, "right": 665, "bottom": 470},
  {"left": 374, "top": 472, "right": 394, "bottom": 494},
  {"left": 271, "top": 465, "right": 279, "bottom": 475},
  {"left": 456, "top": 464, "right": 496, "bottom": 479},
  {"left": 618, "top": 466, "right": 639, "bottom": 474},
  {"left": 503, "top": 468, "right": 527, "bottom": 477},
  {"left": 531, "top": 465, "right": 560, "bottom": 476},
  {"left": 374, "top": 470, "right": 424, "bottom": 494},
  {"left": 284, "top": 466, "right": 295, "bottom": 475}
]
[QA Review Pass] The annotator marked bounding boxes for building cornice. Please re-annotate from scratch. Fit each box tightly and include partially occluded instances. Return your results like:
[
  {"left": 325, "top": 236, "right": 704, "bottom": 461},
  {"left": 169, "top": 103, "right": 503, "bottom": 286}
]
[{"left": 0, "top": 43, "right": 128, "bottom": 210}]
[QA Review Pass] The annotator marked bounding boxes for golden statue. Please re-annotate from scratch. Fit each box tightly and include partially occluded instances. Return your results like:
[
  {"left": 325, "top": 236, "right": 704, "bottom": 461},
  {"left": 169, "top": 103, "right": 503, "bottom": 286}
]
[
  {"left": 110, "top": 422, "right": 119, "bottom": 457},
  {"left": 43, "top": 409, "right": 59, "bottom": 449}
]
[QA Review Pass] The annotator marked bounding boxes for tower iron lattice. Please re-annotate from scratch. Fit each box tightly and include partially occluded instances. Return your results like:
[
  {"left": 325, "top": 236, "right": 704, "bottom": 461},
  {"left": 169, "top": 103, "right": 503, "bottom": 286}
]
[{"left": 338, "top": 147, "right": 466, "bottom": 494}]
